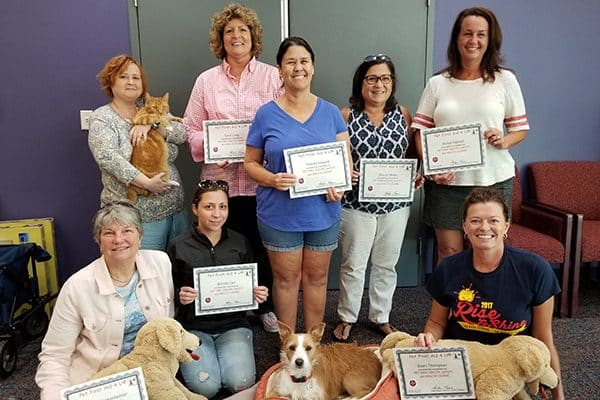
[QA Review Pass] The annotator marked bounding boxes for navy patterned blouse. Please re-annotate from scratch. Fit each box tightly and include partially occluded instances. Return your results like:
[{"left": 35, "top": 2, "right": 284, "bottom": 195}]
[{"left": 342, "top": 104, "right": 411, "bottom": 214}]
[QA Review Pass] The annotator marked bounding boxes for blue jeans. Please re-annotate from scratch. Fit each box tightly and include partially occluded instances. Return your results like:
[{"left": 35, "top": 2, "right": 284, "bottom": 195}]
[
  {"left": 140, "top": 209, "right": 188, "bottom": 251},
  {"left": 180, "top": 328, "right": 256, "bottom": 398}
]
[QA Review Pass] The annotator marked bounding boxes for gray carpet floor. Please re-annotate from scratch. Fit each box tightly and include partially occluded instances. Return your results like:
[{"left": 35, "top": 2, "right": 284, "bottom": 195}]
[{"left": 1, "top": 280, "right": 598, "bottom": 399}]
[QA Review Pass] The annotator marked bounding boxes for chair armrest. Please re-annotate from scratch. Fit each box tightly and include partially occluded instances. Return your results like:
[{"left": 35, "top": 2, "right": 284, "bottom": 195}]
[{"left": 519, "top": 201, "right": 574, "bottom": 243}]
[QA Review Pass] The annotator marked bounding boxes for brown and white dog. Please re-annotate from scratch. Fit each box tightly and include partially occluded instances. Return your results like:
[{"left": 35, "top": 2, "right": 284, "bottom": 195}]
[{"left": 266, "top": 321, "right": 382, "bottom": 400}]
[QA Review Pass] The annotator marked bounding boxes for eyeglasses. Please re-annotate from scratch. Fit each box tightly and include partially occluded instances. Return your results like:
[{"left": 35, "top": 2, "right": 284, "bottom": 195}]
[
  {"left": 198, "top": 179, "right": 229, "bottom": 193},
  {"left": 363, "top": 54, "right": 391, "bottom": 63},
  {"left": 364, "top": 74, "right": 393, "bottom": 85}
]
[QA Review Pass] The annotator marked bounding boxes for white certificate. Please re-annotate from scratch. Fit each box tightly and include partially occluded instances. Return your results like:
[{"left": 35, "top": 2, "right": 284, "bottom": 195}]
[
  {"left": 283, "top": 142, "right": 352, "bottom": 199},
  {"left": 193, "top": 263, "right": 258, "bottom": 316},
  {"left": 393, "top": 347, "right": 475, "bottom": 400},
  {"left": 203, "top": 119, "right": 252, "bottom": 163},
  {"left": 421, "top": 123, "right": 486, "bottom": 175},
  {"left": 61, "top": 367, "right": 148, "bottom": 400},
  {"left": 359, "top": 158, "right": 418, "bottom": 202}
]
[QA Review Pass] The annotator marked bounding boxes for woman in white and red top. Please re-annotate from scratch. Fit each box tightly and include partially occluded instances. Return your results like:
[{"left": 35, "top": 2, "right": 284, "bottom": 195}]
[
  {"left": 183, "top": 4, "right": 281, "bottom": 332},
  {"left": 412, "top": 7, "right": 529, "bottom": 266}
]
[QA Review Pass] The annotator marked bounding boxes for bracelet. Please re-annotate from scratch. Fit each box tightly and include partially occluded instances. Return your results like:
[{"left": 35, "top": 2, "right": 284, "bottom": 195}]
[{"left": 151, "top": 123, "right": 160, "bottom": 130}]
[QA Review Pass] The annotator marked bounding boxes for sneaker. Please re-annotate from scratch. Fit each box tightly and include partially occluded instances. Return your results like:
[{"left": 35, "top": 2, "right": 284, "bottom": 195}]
[{"left": 257, "top": 311, "right": 279, "bottom": 333}]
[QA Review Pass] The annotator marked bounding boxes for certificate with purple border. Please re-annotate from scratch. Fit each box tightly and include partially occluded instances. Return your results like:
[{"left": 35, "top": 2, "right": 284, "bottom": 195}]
[
  {"left": 203, "top": 119, "right": 252, "bottom": 163},
  {"left": 193, "top": 263, "right": 258, "bottom": 316},
  {"left": 393, "top": 347, "right": 475, "bottom": 400},
  {"left": 61, "top": 367, "right": 148, "bottom": 400},
  {"left": 421, "top": 123, "right": 485, "bottom": 175},
  {"left": 283, "top": 142, "right": 352, "bottom": 199},
  {"left": 358, "top": 158, "right": 417, "bottom": 202}
]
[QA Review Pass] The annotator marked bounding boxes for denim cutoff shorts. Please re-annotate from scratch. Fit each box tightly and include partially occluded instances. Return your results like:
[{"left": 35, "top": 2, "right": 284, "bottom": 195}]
[{"left": 257, "top": 220, "right": 340, "bottom": 252}]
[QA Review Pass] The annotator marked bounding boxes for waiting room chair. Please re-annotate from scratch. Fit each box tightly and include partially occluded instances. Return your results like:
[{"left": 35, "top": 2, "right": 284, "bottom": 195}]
[
  {"left": 505, "top": 167, "right": 573, "bottom": 317},
  {"left": 528, "top": 161, "right": 600, "bottom": 317}
]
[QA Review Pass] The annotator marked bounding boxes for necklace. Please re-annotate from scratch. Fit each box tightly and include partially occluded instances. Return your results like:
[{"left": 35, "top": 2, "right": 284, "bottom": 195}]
[
  {"left": 109, "top": 270, "right": 135, "bottom": 286},
  {"left": 110, "top": 101, "right": 137, "bottom": 124}
]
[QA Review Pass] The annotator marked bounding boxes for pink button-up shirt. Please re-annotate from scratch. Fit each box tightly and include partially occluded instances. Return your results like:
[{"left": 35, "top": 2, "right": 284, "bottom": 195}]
[{"left": 183, "top": 57, "right": 282, "bottom": 197}]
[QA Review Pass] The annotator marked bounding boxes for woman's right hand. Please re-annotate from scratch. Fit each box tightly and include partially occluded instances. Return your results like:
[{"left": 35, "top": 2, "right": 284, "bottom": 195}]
[
  {"left": 351, "top": 170, "right": 360, "bottom": 186},
  {"left": 415, "top": 332, "right": 437, "bottom": 348},
  {"left": 271, "top": 172, "right": 297, "bottom": 191},
  {"left": 429, "top": 171, "right": 455, "bottom": 185},
  {"left": 179, "top": 286, "right": 198, "bottom": 305}
]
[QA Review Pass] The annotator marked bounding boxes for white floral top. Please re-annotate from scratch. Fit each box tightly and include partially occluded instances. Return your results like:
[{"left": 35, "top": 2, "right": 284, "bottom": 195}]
[{"left": 88, "top": 104, "right": 187, "bottom": 222}]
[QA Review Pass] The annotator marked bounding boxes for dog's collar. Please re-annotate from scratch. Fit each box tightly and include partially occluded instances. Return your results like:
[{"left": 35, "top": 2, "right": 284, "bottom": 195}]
[{"left": 290, "top": 374, "right": 312, "bottom": 383}]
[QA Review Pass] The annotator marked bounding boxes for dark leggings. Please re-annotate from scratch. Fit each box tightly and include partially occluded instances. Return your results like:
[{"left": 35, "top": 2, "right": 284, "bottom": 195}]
[{"left": 225, "top": 195, "right": 274, "bottom": 314}]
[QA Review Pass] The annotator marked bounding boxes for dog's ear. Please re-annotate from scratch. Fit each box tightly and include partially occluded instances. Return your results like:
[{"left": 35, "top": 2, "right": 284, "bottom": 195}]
[
  {"left": 277, "top": 320, "right": 294, "bottom": 342},
  {"left": 309, "top": 322, "right": 325, "bottom": 343},
  {"left": 156, "top": 320, "right": 183, "bottom": 354}
]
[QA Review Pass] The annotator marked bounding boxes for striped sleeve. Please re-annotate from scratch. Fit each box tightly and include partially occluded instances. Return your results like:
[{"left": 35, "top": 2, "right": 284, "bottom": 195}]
[
  {"left": 502, "top": 70, "right": 530, "bottom": 131},
  {"left": 411, "top": 79, "right": 436, "bottom": 130}
]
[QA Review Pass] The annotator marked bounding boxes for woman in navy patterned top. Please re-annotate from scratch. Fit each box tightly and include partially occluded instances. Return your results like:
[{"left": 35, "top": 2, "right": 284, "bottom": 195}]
[{"left": 333, "top": 55, "right": 424, "bottom": 341}]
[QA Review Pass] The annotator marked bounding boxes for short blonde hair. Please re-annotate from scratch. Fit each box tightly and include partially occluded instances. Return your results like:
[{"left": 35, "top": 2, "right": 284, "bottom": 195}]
[
  {"left": 96, "top": 54, "right": 147, "bottom": 98},
  {"left": 209, "top": 4, "right": 264, "bottom": 59}
]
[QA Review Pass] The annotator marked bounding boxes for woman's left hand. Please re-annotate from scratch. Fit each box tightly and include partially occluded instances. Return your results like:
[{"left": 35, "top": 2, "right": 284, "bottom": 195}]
[
  {"left": 414, "top": 173, "right": 425, "bottom": 190},
  {"left": 253, "top": 286, "right": 269, "bottom": 303},
  {"left": 484, "top": 128, "right": 506, "bottom": 149},
  {"left": 326, "top": 187, "right": 344, "bottom": 202},
  {"left": 129, "top": 125, "right": 152, "bottom": 146}
]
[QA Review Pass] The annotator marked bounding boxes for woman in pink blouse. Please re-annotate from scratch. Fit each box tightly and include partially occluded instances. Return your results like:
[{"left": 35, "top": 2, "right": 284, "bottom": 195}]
[{"left": 183, "top": 4, "right": 281, "bottom": 333}]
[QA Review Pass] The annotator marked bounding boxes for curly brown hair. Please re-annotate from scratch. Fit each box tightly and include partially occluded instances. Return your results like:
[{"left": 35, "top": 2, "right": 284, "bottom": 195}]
[
  {"left": 96, "top": 54, "right": 147, "bottom": 98},
  {"left": 209, "top": 4, "right": 264, "bottom": 60}
]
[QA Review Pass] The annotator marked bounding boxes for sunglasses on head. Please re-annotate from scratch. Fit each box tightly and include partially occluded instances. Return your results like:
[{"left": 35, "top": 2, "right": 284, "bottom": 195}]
[
  {"left": 363, "top": 53, "right": 391, "bottom": 63},
  {"left": 198, "top": 179, "right": 229, "bottom": 193}
]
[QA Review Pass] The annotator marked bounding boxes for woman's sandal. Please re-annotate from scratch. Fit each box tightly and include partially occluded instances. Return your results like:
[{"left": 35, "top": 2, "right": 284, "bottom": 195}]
[
  {"left": 373, "top": 322, "right": 399, "bottom": 336},
  {"left": 333, "top": 321, "right": 353, "bottom": 342}
]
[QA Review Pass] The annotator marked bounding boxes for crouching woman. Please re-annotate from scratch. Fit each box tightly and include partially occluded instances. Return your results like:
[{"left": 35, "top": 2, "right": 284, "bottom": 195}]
[
  {"left": 168, "top": 180, "right": 269, "bottom": 399},
  {"left": 36, "top": 201, "right": 174, "bottom": 400}
]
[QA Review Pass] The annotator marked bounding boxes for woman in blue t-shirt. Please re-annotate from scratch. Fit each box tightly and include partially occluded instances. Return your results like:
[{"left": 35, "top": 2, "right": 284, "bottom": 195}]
[
  {"left": 415, "top": 188, "right": 564, "bottom": 399},
  {"left": 245, "top": 37, "right": 351, "bottom": 331}
]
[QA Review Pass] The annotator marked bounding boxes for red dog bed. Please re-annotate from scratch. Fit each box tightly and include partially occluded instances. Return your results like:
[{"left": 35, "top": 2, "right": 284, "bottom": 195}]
[{"left": 254, "top": 356, "right": 400, "bottom": 399}]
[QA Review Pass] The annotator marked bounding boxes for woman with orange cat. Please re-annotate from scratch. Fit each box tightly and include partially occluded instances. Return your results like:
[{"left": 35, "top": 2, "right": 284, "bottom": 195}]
[
  {"left": 89, "top": 54, "right": 188, "bottom": 251},
  {"left": 183, "top": 4, "right": 281, "bottom": 333}
]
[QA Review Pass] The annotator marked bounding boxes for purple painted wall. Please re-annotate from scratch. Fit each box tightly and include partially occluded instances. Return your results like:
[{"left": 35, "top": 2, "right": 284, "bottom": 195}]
[
  {"left": 0, "top": 1, "right": 131, "bottom": 281},
  {"left": 1, "top": 1, "right": 598, "bottom": 282},
  {"left": 434, "top": 0, "right": 600, "bottom": 171}
]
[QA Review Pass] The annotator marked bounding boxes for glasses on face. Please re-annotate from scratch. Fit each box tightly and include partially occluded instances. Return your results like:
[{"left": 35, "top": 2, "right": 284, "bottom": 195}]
[
  {"left": 363, "top": 54, "right": 391, "bottom": 63},
  {"left": 198, "top": 179, "right": 229, "bottom": 193},
  {"left": 364, "top": 74, "right": 393, "bottom": 85}
]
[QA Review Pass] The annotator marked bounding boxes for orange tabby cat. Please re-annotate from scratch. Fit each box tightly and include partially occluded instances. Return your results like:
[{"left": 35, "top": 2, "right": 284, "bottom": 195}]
[{"left": 127, "top": 92, "right": 182, "bottom": 201}]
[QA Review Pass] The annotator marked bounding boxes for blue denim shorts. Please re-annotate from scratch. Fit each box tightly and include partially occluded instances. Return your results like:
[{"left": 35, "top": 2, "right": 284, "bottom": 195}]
[{"left": 257, "top": 220, "right": 340, "bottom": 252}]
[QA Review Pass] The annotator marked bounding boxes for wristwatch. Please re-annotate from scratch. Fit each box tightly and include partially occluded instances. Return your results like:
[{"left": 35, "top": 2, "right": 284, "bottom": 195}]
[{"left": 151, "top": 123, "right": 160, "bottom": 130}]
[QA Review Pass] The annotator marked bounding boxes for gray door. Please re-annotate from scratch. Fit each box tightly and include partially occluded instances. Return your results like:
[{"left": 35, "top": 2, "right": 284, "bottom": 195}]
[
  {"left": 128, "top": 0, "right": 283, "bottom": 211},
  {"left": 129, "top": 0, "right": 433, "bottom": 288}
]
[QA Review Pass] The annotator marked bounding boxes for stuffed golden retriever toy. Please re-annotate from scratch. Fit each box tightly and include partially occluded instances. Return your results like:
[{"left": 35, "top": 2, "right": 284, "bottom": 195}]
[
  {"left": 380, "top": 331, "right": 559, "bottom": 400},
  {"left": 94, "top": 317, "right": 206, "bottom": 400}
]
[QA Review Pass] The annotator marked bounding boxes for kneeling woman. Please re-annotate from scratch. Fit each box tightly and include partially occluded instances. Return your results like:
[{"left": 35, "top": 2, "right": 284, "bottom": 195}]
[
  {"left": 168, "top": 180, "right": 269, "bottom": 399},
  {"left": 416, "top": 188, "right": 564, "bottom": 399}
]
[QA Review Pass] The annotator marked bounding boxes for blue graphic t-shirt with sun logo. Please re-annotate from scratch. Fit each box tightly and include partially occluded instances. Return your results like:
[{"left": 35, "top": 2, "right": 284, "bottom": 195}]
[{"left": 427, "top": 247, "right": 560, "bottom": 345}]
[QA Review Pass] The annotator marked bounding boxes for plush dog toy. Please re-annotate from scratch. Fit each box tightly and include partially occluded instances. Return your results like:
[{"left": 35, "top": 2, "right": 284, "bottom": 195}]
[
  {"left": 94, "top": 317, "right": 206, "bottom": 400},
  {"left": 380, "top": 332, "right": 559, "bottom": 400}
]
